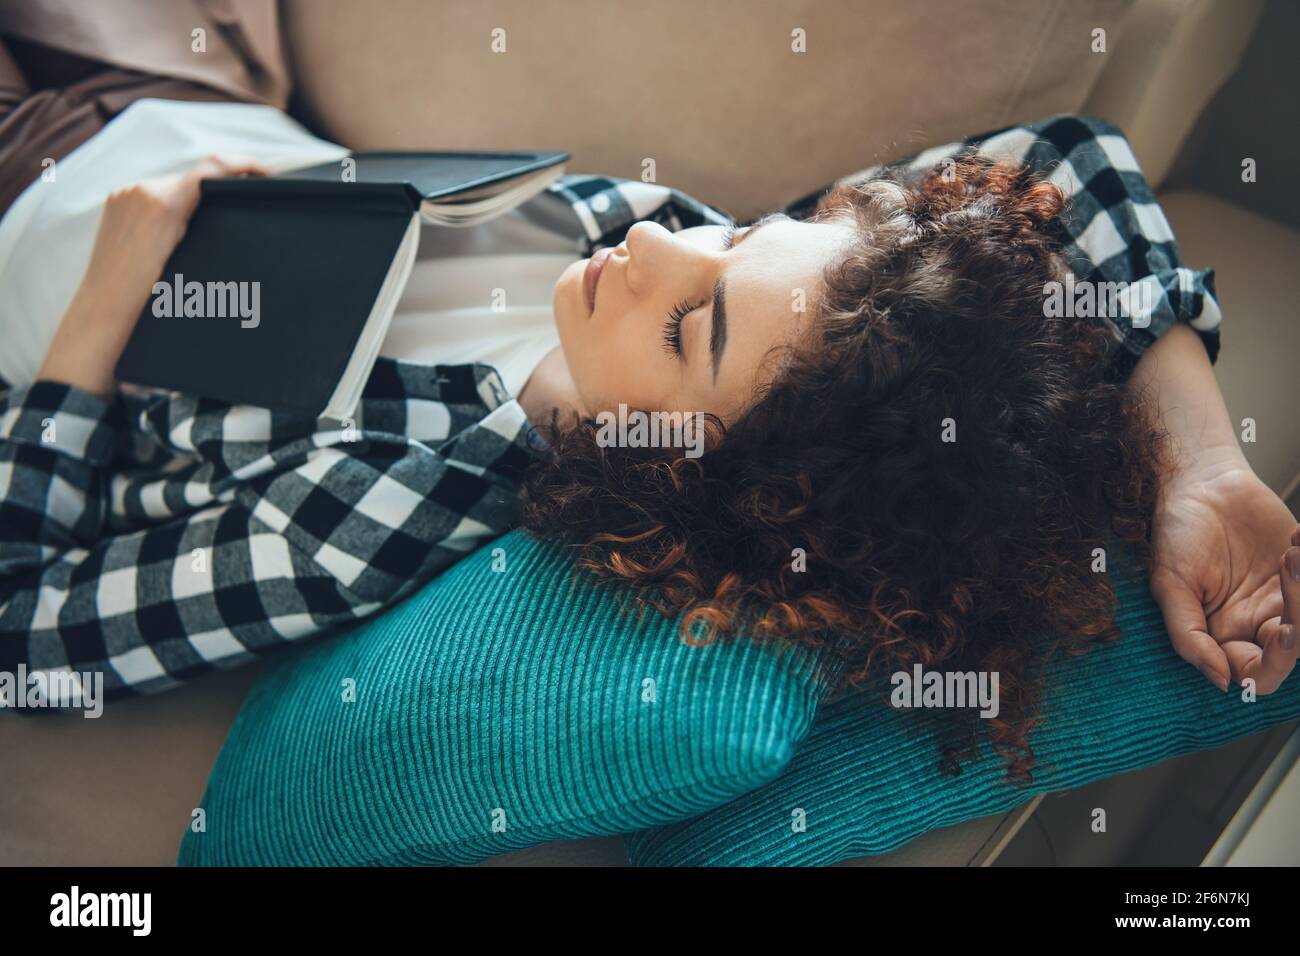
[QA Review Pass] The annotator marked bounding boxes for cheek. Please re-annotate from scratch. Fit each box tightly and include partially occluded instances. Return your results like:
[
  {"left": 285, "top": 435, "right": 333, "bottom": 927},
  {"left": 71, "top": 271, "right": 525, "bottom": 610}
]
[
  {"left": 574, "top": 324, "right": 667, "bottom": 414},
  {"left": 552, "top": 265, "right": 613, "bottom": 410},
  {"left": 552, "top": 259, "right": 587, "bottom": 330},
  {"left": 553, "top": 262, "right": 596, "bottom": 370},
  {"left": 551, "top": 274, "right": 676, "bottom": 414}
]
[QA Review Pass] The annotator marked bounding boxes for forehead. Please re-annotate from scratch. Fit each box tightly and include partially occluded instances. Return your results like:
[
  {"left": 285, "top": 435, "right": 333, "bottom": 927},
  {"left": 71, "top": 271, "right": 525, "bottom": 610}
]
[
  {"left": 705, "top": 217, "right": 855, "bottom": 403},
  {"left": 730, "top": 216, "right": 856, "bottom": 287}
]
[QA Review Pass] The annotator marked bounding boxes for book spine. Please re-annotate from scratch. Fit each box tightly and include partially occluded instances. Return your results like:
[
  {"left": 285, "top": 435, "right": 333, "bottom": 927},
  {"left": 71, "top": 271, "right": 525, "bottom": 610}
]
[{"left": 200, "top": 178, "right": 416, "bottom": 215}]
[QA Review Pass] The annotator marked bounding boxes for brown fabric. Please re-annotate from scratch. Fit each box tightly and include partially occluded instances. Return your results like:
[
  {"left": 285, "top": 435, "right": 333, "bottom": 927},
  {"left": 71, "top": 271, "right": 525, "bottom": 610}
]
[
  {"left": 0, "top": 41, "right": 235, "bottom": 217},
  {"left": 0, "top": 33, "right": 25, "bottom": 115},
  {"left": 4, "top": 33, "right": 105, "bottom": 89},
  {"left": 0, "top": 0, "right": 289, "bottom": 220},
  {"left": 0, "top": 0, "right": 289, "bottom": 107}
]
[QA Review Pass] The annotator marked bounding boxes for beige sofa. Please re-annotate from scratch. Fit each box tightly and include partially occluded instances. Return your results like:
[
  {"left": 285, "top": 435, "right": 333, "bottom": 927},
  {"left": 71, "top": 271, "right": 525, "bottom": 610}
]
[{"left": 3, "top": 0, "right": 1295, "bottom": 867}]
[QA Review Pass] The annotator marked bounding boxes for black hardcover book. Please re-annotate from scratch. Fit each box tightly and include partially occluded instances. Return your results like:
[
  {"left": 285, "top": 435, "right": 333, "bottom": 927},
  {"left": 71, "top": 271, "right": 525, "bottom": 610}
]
[{"left": 114, "top": 150, "right": 569, "bottom": 418}]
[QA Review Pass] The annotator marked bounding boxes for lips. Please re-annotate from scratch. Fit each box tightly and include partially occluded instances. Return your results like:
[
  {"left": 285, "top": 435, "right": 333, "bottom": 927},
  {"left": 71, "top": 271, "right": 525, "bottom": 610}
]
[{"left": 583, "top": 246, "right": 614, "bottom": 314}]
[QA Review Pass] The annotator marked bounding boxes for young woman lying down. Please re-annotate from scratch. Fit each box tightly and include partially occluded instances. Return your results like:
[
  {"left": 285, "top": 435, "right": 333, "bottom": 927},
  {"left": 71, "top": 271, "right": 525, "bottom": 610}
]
[{"left": 1, "top": 104, "right": 1296, "bottom": 778}]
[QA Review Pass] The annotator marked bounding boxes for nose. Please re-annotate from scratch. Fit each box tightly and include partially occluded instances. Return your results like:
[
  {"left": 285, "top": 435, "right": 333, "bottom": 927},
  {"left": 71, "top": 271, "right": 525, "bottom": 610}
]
[{"left": 623, "top": 220, "right": 712, "bottom": 296}]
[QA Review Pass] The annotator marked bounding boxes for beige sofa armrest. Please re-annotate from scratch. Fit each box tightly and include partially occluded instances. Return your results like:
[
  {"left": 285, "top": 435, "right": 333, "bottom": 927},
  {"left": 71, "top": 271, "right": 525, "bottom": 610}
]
[{"left": 1083, "top": 0, "right": 1264, "bottom": 189}]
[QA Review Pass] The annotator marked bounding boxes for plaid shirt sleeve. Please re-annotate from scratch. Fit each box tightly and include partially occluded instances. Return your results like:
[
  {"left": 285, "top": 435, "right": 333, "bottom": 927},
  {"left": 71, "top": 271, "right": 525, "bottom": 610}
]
[
  {"left": 544, "top": 174, "right": 734, "bottom": 251},
  {"left": 0, "top": 362, "right": 534, "bottom": 702},
  {"left": 784, "top": 113, "right": 1223, "bottom": 380}
]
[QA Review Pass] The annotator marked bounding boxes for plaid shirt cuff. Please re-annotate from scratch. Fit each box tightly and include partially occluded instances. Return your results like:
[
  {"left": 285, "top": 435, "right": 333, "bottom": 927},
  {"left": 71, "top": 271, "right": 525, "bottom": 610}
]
[
  {"left": 0, "top": 381, "right": 120, "bottom": 469},
  {"left": 782, "top": 114, "right": 1225, "bottom": 379}
]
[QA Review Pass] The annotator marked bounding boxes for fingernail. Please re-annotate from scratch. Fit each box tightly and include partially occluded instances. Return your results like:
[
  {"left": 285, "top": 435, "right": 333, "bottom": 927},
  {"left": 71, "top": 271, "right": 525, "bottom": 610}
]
[
  {"left": 1282, "top": 625, "right": 1296, "bottom": 651},
  {"left": 1200, "top": 665, "right": 1229, "bottom": 692},
  {"left": 1289, "top": 548, "right": 1300, "bottom": 582}
]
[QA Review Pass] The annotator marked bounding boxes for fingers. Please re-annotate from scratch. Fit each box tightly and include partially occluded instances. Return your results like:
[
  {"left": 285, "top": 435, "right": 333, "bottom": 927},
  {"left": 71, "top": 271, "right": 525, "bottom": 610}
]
[
  {"left": 174, "top": 154, "right": 270, "bottom": 220},
  {"left": 192, "top": 153, "right": 271, "bottom": 180},
  {"left": 1226, "top": 633, "right": 1292, "bottom": 695},
  {"left": 1253, "top": 587, "right": 1285, "bottom": 632},
  {"left": 1230, "top": 546, "right": 1300, "bottom": 695},
  {"left": 1269, "top": 542, "right": 1300, "bottom": 682},
  {"left": 1152, "top": 569, "right": 1231, "bottom": 691},
  {"left": 1281, "top": 544, "right": 1300, "bottom": 630},
  {"left": 1230, "top": 629, "right": 1294, "bottom": 696}
]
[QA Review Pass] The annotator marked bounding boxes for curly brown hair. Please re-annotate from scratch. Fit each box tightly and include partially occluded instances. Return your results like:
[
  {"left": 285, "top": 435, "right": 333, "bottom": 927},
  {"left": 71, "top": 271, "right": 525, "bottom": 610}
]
[{"left": 520, "top": 155, "right": 1167, "bottom": 782}]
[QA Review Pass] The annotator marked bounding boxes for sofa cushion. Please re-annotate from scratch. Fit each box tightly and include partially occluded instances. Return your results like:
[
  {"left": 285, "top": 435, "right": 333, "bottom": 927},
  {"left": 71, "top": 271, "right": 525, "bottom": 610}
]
[
  {"left": 623, "top": 555, "right": 1300, "bottom": 865},
  {"left": 178, "top": 529, "right": 829, "bottom": 865},
  {"left": 282, "top": 0, "right": 1132, "bottom": 219},
  {"left": 0, "top": 662, "right": 265, "bottom": 865}
]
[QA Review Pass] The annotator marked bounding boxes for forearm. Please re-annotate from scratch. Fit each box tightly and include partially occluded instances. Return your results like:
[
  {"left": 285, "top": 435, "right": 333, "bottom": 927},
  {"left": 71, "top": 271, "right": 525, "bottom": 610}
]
[
  {"left": 1128, "top": 322, "right": 1245, "bottom": 486},
  {"left": 36, "top": 157, "right": 267, "bottom": 399},
  {"left": 36, "top": 265, "right": 154, "bottom": 398}
]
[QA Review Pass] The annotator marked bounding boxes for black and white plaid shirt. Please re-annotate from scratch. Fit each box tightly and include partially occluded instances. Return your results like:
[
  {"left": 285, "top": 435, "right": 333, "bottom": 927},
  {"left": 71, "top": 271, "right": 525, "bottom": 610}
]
[{"left": 0, "top": 114, "right": 1221, "bottom": 702}]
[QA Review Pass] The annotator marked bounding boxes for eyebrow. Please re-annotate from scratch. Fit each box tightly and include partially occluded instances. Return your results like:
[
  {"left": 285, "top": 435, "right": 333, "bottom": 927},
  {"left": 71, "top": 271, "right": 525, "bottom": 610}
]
[{"left": 710, "top": 212, "right": 787, "bottom": 382}]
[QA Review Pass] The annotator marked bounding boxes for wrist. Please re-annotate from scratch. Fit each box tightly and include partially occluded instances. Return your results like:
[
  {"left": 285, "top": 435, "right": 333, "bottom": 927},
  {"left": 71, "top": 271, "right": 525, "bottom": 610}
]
[
  {"left": 1157, "top": 444, "right": 1254, "bottom": 514},
  {"left": 1129, "top": 323, "right": 1245, "bottom": 491},
  {"left": 1158, "top": 426, "right": 1248, "bottom": 489}
]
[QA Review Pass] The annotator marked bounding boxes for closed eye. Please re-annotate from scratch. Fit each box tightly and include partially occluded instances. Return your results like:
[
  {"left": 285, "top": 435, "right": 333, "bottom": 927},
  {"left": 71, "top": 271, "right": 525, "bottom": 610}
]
[
  {"left": 662, "top": 298, "right": 702, "bottom": 359},
  {"left": 659, "top": 219, "right": 748, "bottom": 361}
]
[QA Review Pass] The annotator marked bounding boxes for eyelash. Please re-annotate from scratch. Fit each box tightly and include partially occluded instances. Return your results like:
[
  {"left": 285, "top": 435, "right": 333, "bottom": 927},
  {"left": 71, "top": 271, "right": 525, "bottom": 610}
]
[
  {"left": 661, "top": 299, "right": 699, "bottom": 357},
  {"left": 660, "top": 222, "right": 740, "bottom": 358}
]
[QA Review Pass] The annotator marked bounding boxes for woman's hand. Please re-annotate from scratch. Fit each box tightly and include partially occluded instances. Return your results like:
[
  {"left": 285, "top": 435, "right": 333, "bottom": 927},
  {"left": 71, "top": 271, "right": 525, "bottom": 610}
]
[
  {"left": 37, "top": 154, "right": 269, "bottom": 398},
  {"left": 1151, "top": 455, "right": 1298, "bottom": 694},
  {"left": 1129, "top": 323, "right": 1298, "bottom": 694}
]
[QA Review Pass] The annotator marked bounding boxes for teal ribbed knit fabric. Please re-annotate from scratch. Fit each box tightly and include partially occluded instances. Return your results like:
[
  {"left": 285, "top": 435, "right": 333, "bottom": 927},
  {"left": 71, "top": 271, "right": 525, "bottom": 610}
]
[
  {"left": 624, "top": 558, "right": 1300, "bottom": 865},
  {"left": 178, "top": 530, "right": 828, "bottom": 865},
  {"left": 181, "top": 529, "right": 1300, "bottom": 867}
]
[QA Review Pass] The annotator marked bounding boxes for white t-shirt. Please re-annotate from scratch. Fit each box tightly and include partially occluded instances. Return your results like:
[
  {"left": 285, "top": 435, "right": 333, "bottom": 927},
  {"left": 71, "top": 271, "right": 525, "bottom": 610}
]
[
  {"left": 0, "top": 98, "right": 576, "bottom": 399},
  {"left": 382, "top": 204, "right": 575, "bottom": 398}
]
